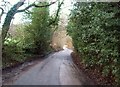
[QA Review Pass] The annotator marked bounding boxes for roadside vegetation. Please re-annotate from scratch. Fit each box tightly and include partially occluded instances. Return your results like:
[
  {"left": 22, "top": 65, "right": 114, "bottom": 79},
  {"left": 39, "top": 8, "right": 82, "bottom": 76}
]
[
  {"left": 2, "top": 1, "right": 62, "bottom": 68},
  {"left": 1, "top": 0, "right": 120, "bottom": 85},
  {"left": 67, "top": 2, "right": 120, "bottom": 85}
]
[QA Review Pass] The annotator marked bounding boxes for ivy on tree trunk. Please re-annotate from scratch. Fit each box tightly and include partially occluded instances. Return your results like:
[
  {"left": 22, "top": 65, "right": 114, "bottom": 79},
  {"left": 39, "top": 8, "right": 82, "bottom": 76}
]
[{"left": 2, "top": 0, "right": 25, "bottom": 44}]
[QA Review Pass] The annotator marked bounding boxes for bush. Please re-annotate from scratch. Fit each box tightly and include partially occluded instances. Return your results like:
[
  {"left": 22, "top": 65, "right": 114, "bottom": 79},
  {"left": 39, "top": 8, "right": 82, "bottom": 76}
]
[
  {"left": 23, "top": 2, "right": 52, "bottom": 55},
  {"left": 2, "top": 37, "right": 26, "bottom": 68}
]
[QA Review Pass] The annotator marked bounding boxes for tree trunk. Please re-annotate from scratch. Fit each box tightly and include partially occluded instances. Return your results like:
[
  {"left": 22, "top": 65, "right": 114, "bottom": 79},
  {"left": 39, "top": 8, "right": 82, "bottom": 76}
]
[{"left": 2, "top": 0, "right": 25, "bottom": 44}]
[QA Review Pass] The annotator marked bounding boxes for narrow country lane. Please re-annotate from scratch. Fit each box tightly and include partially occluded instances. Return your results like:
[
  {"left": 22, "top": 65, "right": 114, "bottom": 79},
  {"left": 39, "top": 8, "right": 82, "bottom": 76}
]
[{"left": 4, "top": 48, "right": 94, "bottom": 85}]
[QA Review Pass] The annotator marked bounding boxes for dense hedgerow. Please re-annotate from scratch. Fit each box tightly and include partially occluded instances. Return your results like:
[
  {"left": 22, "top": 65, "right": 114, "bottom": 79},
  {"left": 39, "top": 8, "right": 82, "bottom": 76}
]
[{"left": 67, "top": 2, "right": 120, "bottom": 84}]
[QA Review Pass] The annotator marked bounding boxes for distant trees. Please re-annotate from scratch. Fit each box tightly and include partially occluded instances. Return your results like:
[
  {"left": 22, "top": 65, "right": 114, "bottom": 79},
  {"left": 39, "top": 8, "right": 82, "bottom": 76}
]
[{"left": 67, "top": 2, "right": 120, "bottom": 84}]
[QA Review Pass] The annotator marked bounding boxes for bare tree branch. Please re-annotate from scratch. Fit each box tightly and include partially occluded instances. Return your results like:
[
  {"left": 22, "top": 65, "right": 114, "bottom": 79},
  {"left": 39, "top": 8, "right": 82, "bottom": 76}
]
[
  {"left": 17, "top": 3, "right": 34, "bottom": 13},
  {"left": 49, "top": 0, "right": 64, "bottom": 26},
  {"left": 0, "top": 7, "right": 4, "bottom": 23},
  {"left": 17, "top": 1, "right": 57, "bottom": 13}
]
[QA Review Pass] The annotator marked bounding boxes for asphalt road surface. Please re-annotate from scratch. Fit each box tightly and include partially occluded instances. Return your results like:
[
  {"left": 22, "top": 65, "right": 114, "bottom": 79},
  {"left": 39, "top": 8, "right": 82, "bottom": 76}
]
[{"left": 5, "top": 48, "right": 94, "bottom": 85}]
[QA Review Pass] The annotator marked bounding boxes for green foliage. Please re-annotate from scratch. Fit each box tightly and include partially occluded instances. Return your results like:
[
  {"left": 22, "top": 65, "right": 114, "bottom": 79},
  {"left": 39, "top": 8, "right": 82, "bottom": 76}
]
[
  {"left": 2, "top": 2, "right": 55, "bottom": 68},
  {"left": 3, "top": 37, "right": 26, "bottom": 68},
  {"left": 23, "top": 2, "right": 52, "bottom": 54},
  {"left": 67, "top": 2, "right": 120, "bottom": 84}
]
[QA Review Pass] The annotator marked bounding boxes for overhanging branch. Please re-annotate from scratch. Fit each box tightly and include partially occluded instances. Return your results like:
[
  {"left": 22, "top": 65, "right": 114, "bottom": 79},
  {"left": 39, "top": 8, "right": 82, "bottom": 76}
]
[{"left": 17, "top": 1, "right": 57, "bottom": 13}]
